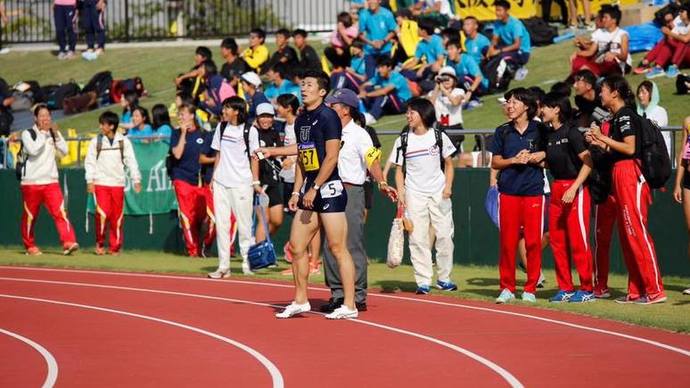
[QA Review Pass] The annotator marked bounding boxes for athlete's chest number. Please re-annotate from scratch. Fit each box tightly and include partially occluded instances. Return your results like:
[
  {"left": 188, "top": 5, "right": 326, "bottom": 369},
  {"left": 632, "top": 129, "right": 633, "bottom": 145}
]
[{"left": 298, "top": 142, "right": 320, "bottom": 172}]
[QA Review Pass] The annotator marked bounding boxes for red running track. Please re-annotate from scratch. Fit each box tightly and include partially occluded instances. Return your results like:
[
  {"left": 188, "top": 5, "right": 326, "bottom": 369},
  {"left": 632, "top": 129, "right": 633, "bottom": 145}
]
[{"left": 0, "top": 266, "right": 688, "bottom": 387}]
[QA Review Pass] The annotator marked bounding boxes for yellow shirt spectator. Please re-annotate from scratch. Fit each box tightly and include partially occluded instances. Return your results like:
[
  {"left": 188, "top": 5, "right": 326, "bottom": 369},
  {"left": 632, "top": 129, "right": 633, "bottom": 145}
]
[{"left": 242, "top": 44, "right": 269, "bottom": 73}]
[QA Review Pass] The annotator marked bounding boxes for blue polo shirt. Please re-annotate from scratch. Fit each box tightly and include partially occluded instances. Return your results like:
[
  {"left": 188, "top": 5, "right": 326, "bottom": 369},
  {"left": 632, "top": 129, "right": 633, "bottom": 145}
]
[
  {"left": 371, "top": 71, "right": 412, "bottom": 102},
  {"left": 453, "top": 54, "right": 489, "bottom": 90},
  {"left": 415, "top": 34, "right": 446, "bottom": 62},
  {"left": 169, "top": 128, "right": 212, "bottom": 185},
  {"left": 490, "top": 121, "right": 546, "bottom": 196},
  {"left": 128, "top": 124, "right": 153, "bottom": 143},
  {"left": 350, "top": 56, "right": 367, "bottom": 76},
  {"left": 246, "top": 91, "right": 270, "bottom": 121},
  {"left": 295, "top": 103, "right": 342, "bottom": 182},
  {"left": 199, "top": 130, "right": 216, "bottom": 185},
  {"left": 493, "top": 16, "right": 531, "bottom": 54},
  {"left": 464, "top": 33, "right": 490, "bottom": 65},
  {"left": 264, "top": 79, "right": 301, "bottom": 102},
  {"left": 359, "top": 6, "right": 397, "bottom": 55}
]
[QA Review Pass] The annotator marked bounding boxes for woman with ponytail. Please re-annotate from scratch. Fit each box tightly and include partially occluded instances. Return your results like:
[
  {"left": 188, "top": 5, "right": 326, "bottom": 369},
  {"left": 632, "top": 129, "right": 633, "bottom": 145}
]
[{"left": 585, "top": 74, "right": 666, "bottom": 304}]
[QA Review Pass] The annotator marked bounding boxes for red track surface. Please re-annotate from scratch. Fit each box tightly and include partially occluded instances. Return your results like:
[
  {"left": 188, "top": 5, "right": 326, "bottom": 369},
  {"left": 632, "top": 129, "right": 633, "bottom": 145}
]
[{"left": 0, "top": 266, "right": 689, "bottom": 387}]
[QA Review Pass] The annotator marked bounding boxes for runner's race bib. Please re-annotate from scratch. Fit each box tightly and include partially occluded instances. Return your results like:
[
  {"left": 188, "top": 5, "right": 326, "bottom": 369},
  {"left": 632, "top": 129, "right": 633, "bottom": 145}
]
[
  {"left": 320, "top": 180, "right": 344, "bottom": 199},
  {"left": 298, "top": 142, "right": 320, "bottom": 172}
]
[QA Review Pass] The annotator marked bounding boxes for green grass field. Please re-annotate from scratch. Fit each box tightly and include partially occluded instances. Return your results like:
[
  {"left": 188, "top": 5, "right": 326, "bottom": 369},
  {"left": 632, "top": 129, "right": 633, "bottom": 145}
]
[
  {"left": 1, "top": 247, "right": 689, "bottom": 333},
  {"left": 2, "top": 39, "right": 688, "bottom": 157}
]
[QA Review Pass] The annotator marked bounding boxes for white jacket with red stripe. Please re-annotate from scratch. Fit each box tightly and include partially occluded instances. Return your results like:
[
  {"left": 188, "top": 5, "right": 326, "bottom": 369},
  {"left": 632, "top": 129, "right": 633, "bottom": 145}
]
[
  {"left": 20, "top": 125, "right": 68, "bottom": 186},
  {"left": 84, "top": 132, "right": 141, "bottom": 187}
]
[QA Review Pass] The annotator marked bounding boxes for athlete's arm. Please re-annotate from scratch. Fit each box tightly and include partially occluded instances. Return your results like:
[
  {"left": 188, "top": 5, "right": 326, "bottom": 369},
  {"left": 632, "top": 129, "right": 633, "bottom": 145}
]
[
  {"left": 562, "top": 150, "right": 593, "bottom": 204},
  {"left": 443, "top": 156, "right": 454, "bottom": 199},
  {"left": 256, "top": 143, "right": 298, "bottom": 158}
]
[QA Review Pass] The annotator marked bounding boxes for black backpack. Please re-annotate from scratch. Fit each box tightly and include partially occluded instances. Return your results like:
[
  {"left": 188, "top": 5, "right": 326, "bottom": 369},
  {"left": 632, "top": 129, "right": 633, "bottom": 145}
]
[
  {"left": 482, "top": 55, "right": 517, "bottom": 93},
  {"left": 82, "top": 71, "right": 113, "bottom": 100},
  {"left": 96, "top": 134, "right": 125, "bottom": 163},
  {"left": 676, "top": 73, "right": 690, "bottom": 95},
  {"left": 522, "top": 17, "right": 557, "bottom": 47},
  {"left": 395, "top": 125, "right": 445, "bottom": 176},
  {"left": 47, "top": 82, "right": 80, "bottom": 110},
  {"left": 636, "top": 113, "right": 671, "bottom": 189},
  {"left": 15, "top": 127, "right": 39, "bottom": 180}
]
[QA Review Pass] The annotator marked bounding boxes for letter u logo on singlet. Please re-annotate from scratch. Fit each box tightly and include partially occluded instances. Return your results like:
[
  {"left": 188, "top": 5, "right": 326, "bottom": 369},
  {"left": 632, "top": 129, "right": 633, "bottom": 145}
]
[{"left": 299, "top": 126, "right": 311, "bottom": 143}]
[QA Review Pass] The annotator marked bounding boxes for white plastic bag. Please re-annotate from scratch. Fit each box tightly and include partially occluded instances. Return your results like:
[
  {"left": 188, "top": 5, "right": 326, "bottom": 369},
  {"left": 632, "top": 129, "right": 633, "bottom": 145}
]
[{"left": 387, "top": 218, "right": 404, "bottom": 268}]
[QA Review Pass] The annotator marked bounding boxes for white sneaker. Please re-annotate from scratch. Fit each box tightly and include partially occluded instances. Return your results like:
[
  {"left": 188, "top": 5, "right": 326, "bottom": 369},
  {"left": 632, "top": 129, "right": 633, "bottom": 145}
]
[
  {"left": 0, "top": 48, "right": 10, "bottom": 55},
  {"left": 683, "top": 288, "right": 690, "bottom": 295},
  {"left": 515, "top": 67, "right": 529, "bottom": 81},
  {"left": 325, "top": 305, "right": 358, "bottom": 320},
  {"left": 364, "top": 112, "right": 377, "bottom": 125},
  {"left": 208, "top": 269, "right": 230, "bottom": 279},
  {"left": 275, "top": 301, "right": 311, "bottom": 318},
  {"left": 242, "top": 260, "right": 254, "bottom": 275},
  {"left": 57, "top": 52, "right": 67, "bottom": 60}
]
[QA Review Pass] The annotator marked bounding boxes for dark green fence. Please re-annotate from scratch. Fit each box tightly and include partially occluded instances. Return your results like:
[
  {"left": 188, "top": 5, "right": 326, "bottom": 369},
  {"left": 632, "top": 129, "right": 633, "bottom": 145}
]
[{"left": 1, "top": 169, "right": 688, "bottom": 276}]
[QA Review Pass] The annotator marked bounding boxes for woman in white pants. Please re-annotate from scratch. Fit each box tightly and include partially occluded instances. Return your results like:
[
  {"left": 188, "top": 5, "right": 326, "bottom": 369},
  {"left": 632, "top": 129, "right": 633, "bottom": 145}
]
[
  {"left": 390, "top": 97, "right": 457, "bottom": 294},
  {"left": 208, "top": 97, "right": 262, "bottom": 278}
]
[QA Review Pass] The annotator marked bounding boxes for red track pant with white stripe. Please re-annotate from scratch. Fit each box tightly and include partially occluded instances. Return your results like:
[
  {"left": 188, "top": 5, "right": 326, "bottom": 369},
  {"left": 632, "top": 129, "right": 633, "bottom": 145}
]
[
  {"left": 612, "top": 160, "right": 665, "bottom": 299},
  {"left": 593, "top": 195, "right": 617, "bottom": 293},
  {"left": 549, "top": 180, "right": 593, "bottom": 292},
  {"left": 498, "top": 193, "right": 544, "bottom": 293},
  {"left": 93, "top": 185, "right": 125, "bottom": 253},
  {"left": 174, "top": 180, "right": 208, "bottom": 257},
  {"left": 21, "top": 183, "right": 77, "bottom": 250}
]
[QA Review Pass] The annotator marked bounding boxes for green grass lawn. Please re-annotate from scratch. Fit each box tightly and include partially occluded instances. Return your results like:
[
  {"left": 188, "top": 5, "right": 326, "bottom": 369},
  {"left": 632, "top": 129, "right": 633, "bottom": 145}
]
[
  {"left": 1, "top": 247, "right": 689, "bottom": 333},
  {"left": 2, "top": 39, "right": 688, "bottom": 157}
]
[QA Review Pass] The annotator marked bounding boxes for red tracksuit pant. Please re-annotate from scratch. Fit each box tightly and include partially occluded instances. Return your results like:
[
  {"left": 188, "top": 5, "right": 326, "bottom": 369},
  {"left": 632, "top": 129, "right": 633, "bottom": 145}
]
[
  {"left": 549, "top": 181, "right": 594, "bottom": 292},
  {"left": 644, "top": 37, "right": 690, "bottom": 68},
  {"left": 612, "top": 160, "right": 665, "bottom": 299},
  {"left": 93, "top": 185, "right": 125, "bottom": 253},
  {"left": 498, "top": 193, "right": 545, "bottom": 293},
  {"left": 571, "top": 56, "right": 622, "bottom": 77},
  {"left": 21, "top": 183, "right": 77, "bottom": 250},
  {"left": 593, "top": 195, "right": 617, "bottom": 292},
  {"left": 174, "top": 180, "right": 211, "bottom": 257}
]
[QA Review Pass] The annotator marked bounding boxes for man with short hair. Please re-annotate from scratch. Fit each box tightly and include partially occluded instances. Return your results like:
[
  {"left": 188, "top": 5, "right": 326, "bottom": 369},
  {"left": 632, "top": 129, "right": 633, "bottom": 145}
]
[
  {"left": 263, "top": 28, "right": 298, "bottom": 75},
  {"left": 264, "top": 63, "right": 301, "bottom": 103},
  {"left": 359, "top": 0, "right": 399, "bottom": 78},
  {"left": 242, "top": 28, "right": 270, "bottom": 73},
  {"left": 402, "top": 19, "right": 446, "bottom": 78},
  {"left": 220, "top": 37, "right": 249, "bottom": 93},
  {"left": 293, "top": 29, "right": 321, "bottom": 73},
  {"left": 487, "top": 0, "right": 532, "bottom": 78},
  {"left": 446, "top": 39, "right": 487, "bottom": 99},
  {"left": 571, "top": 70, "right": 602, "bottom": 128},
  {"left": 359, "top": 56, "right": 412, "bottom": 122},
  {"left": 462, "top": 16, "right": 490, "bottom": 66}
]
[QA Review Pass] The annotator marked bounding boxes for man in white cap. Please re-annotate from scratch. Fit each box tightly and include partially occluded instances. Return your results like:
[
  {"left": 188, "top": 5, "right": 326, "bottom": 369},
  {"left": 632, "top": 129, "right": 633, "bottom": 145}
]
[
  {"left": 240, "top": 71, "right": 269, "bottom": 122},
  {"left": 319, "top": 88, "right": 397, "bottom": 313}
]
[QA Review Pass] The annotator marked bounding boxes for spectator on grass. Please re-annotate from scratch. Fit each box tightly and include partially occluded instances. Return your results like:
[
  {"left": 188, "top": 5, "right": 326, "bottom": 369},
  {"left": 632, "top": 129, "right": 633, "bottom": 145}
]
[
  {"left": 635, "top": 3, "right": 690, "bottom": 79},
  {"left": 128, "top": 107, "right": 153, "bottom": 142},
  {"left": 359, "top": 0, "right": 399, "bottom": 79},
  {"left": 410, "top": 0, "right": 455, "bottom": 26},
  {"left": 240, "top": 72, "right": 269, "bottom": 123},
  {"left": 292, "top": 29, "right": 321, "bottom": 73},
  {"left": 84, "top": 111, "right": 141, "bottom": 256},
  {"left": 445, "top": 39, "right": 487, "bottom": 102},
  {"left": 359, "top": 56, "right": 412, "bottom": 123},
  {"left": 490, "top": 88, "right": 547, "bottom": 304},
  {"left": 19, "top": 104, "right": 79, "bottom": 256},
  {"left": 199, "top": 60, "right": 236, "bottom": 117},
  {"left": 80, "top": 0, "right": 107, "bottom": 61},
  {"left": 263, "top": 28, "right": 298, "bottom": 75},
  {"left": 325, "top": 11, "right": 359, "bottom": 69},
  {"left": 220, "top": 37, "right": 250, "bottom": 93},
  {"left": 151, "top": 104, "right": 173, "bottom": 142},
  {"left": 462, "top": 16, "right": 490, "bottom": 67},
  {"left": 401, "top": 19, "right": 446, "bottom": 84},
  {"left": 54, "top": 0, "right": 77, "bottom": 59},
  {"left": 175, "top": 46, "right": 212, "bottom": 98},
  {"left": 487, "top": 0, "right": 532, "bottom": 80},
  {"left": 242, "top": 28, "right": 270, "bottom": 73},
  {"left": 390, "top": 97, "right": 457, "bottom": 295},
  {"left": 571, "top": 70, "right": 603, "bottom": 128},
  {"left": 169, "top": 103, "right": 216, "bottom": 258},
  {"left": 119, "top": 91, "right": 139, "bottom": 131},
  {"left": 550, "top": 81, "right": 572, "bottom": 98},
  {"left": 584, "top": 75, "right": 666, "bottom": 304},
  {"left": 672, "top": 115, "right": 690, "bottom": 296},
  {"left": 427, "top": 66, "right": 466, "bottom": 153},
  {"left": 346, "top": 41, "right": 368, "bottom": 84},
  {"left": 208, "top": 96, "right": 262, "bottom": 278},
  {"left": 265, "top": 63, "right": 301, "bottom": 103},
  {"left": 570, "top": 5, "right": 631, "bottom": 77},
  {"left": 636, "top": 81, "right": 670, "bottom": 155}
]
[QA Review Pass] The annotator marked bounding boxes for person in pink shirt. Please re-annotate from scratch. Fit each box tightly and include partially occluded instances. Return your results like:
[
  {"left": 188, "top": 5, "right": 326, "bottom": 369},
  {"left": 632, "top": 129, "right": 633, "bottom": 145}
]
[
  {"left": 54, "top": 0, "right": 77, "bottom": 59},
  {"left": 325, "top": 11, "right": 359, "bottom": 69}
]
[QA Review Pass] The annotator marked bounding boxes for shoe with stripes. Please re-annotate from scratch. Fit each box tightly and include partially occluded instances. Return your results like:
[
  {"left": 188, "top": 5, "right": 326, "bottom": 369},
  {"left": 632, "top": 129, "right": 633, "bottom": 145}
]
[
  {"left": 436, "top": 280, "right": 458, "bottom": 291},
  {"left": 594, "top": 288, "right": 611, "bottom": 299},
  {"left": 569, "top": 290, "right": 595, "bottom": 303},
  {"left": 634, "top": 293, "right": 667, "bottom": 305},
  {"left": 275, "top": 301, "right": 311, "bottom": 319},
  {"left": 415, "top": 285, "right": 431, "bottom": 295},
  {"left": 495, "top": 288, "right": 515, "bottom": 304},
  {"left": 549, "top": 290, "right": 575, "bottom": 303},
  {"left": 325, "top": 305, "right": 358, "bottom": 320}
]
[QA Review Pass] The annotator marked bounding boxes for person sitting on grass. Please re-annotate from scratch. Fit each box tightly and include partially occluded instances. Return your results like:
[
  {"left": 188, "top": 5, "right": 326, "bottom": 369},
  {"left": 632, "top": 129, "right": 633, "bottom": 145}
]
[
  {"left": 241, "top": 28, "right": 270, "bottom": 73},
  {"left": 359, "top": 56, "right": 412, "bottom": 124},
  {"left": 401, "top": 19, "right": 446, "bottom": 89},
  {"left": 175, "top": 46, "right": 212, "bottom": 99},
  {"left": 463, "top": 16, "right": 491, "bottom": 67},
  {"left": 84, "top": 111, "right": 142, "bottom": 256},
  {"left": 487, "top": 0, "right": 532, "bottom": 81},
  {"left": 325, "top": 11, "right": 359, "bottom": 70},
  {"left": 199, "top": 60, "right": 236, "bottom": 117},
  {"left": 293, "top": 29, "right": 322, "bottom": 73},
  {"left": 219, "top": 37, "right": 249, "bottom": 94},
  {"left": 262, "top": 28, "right": 298, "bottom": 75},
  {"left": 346, "top": 40, "right": 368, "bottom": 84},
  {"left": 445, "top": 38, "right": 486, "bottom": 106},
  {"left": 240, "top": 71, "right": 269, "bottom": 123},
  {"left": 634, "top": 2, "right": 690, "bottom": 79},
  {"left": 264, "top": 63, "right": 301, "bottom": 103}
]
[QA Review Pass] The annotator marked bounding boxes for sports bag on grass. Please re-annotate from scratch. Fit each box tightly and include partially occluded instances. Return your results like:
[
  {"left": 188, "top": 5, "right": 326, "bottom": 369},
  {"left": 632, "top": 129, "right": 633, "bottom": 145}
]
[
  {"left": 248, "top": 197, "right": 277, "bottom": 271},
  {"left": 386, "top": 205, "right": 405, "bottom": 268}
]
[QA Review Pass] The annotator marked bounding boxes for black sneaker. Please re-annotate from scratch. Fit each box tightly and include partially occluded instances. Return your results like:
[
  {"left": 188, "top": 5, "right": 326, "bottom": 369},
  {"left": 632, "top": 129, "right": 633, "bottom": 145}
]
[
  {"left": 355, "top": 302, "right": 367, "bottom": 311},
  {"left": 319, "top": 298, "right": 343, "bottom": 313}
]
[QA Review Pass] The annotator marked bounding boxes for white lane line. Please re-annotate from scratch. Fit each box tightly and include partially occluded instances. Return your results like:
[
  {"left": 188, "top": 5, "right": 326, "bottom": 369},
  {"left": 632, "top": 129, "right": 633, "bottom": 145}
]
[
  {"left": 0, "top": 277, "right": 523, "bottom": 387},
  {"left": 0, "top": 328, "right": 59, "bottom": 388},
  {"left": 4, "top": 266, "right": 689, "bottom": 358},
  {"left": 0, "top": 293, "right": 284, "bottom": 388}
]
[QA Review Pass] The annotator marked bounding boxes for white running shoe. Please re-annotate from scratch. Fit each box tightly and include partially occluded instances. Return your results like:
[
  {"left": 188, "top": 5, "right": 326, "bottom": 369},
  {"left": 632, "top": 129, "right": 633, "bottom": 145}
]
[
  {"left": 325, "top": 305, "right": 358, "bottom": 320},
  {"left": 242, "top": 260, "right": 254, "bottom": 275},
  {"left": 364, "top": 112, "right": 377, "bottom": 125},
  {"left": 207, "top": 269, "right": 230, "bottom": 279},
  {"left": 275, "top": 301, "right": 311, "bottom": 319},
  {"left": 515, "top": 67, "right": 529, "bottom": 81}
]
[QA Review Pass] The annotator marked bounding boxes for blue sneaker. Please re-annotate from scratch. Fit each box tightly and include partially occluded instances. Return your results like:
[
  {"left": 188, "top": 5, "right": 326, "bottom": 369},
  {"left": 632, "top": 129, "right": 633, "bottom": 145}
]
[
  {"left": 666, "top": 65, "right": 680, "bottom": 78},
  {"left": 521, "top": 292, "right": 537, "bottom": 303},
  {"left": 645, "top": 66, "right": 665, "bottom": 79},
  {"left": 549, "top": 290, "right": 575, "bottom": 303},
  {"left": 495, "top": 288, "right": 515, "bottom": 304},
  {"left": 569, "top": 290, "right": 596, "bottom": 303},
  {"left": 415, "top": 285, "right": 431, "bottom": 295},
  {"left": 436, "top": 280, "right": 458, "bottom": 291}
]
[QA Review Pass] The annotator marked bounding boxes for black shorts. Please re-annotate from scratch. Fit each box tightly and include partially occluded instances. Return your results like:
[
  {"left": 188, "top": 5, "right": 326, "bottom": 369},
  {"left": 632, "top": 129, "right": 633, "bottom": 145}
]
[
  {"left": 364, "top": 181, "right": 374, "bottom": 210},
  {"left": 283, "top": 182, "right": 295, "bottom": 212},
  {"left": 298, "top": 178, "right": 348, "bottom": 213},
  {"left": 684, "top": 170, "right": 690, "bottom": 190},
  {"left": 265, "top": 184, "right": 282, "bottom": 208}
]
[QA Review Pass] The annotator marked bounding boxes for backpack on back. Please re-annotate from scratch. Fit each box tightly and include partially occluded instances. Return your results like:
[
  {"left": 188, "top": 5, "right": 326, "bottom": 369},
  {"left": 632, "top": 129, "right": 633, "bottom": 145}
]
[
  {"left": 636, "top": 113, "right": 671, "bottom": 189},
  {"left": 395, "top": 125, "right": 445, "bottom": 177},
  {"left": 15, "top": 127, "right": 37, "bottom": 180}
]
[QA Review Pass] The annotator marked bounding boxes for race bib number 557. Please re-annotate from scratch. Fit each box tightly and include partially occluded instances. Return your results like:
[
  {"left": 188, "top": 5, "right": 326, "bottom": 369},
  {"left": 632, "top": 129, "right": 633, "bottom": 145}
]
[{"left": 298, "top": 142, "right": 320, "bottom": 171}]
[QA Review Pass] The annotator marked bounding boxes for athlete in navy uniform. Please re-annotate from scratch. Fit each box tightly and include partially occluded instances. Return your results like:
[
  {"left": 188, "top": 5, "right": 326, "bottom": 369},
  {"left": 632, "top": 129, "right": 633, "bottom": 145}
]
[{"left": 257, "top": 70, "right": 358, "bottom": 320}]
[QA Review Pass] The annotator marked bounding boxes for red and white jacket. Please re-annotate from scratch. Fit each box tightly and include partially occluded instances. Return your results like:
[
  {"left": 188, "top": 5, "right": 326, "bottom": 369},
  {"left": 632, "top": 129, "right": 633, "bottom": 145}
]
[
  {"left": 20, "top": 125, "right": 68, "bottom": 186},
  {"left": 84, "top": 133, "right": 141, "bottom": 187}
]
